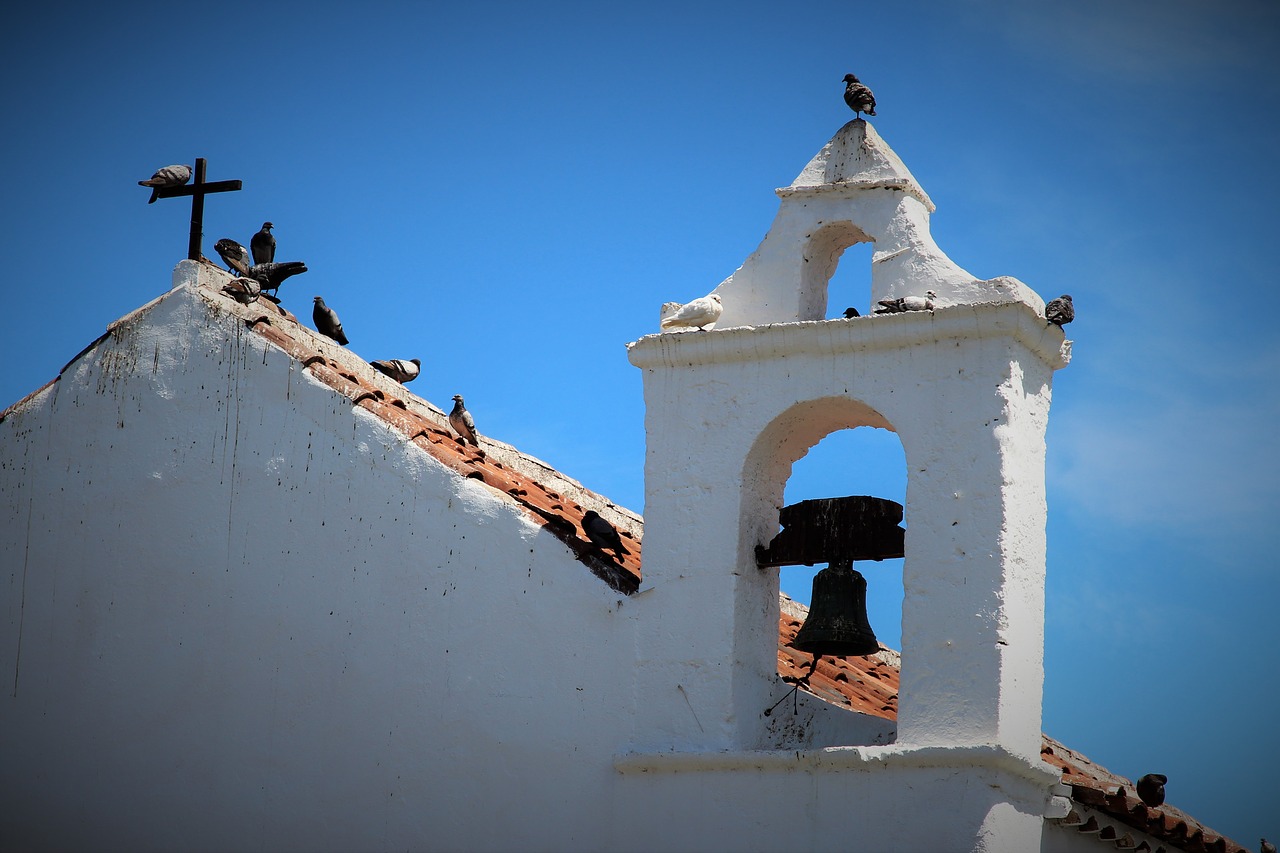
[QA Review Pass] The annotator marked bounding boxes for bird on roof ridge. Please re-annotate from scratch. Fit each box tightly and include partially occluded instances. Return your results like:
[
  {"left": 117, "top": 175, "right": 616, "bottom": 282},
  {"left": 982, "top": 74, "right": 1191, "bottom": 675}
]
[
  {"left": 220, "top": 277, "right": 261, "bottom": 305},
  {"left": 138, "top": 164, "right": 191, "bottom": 204},
  {"left": 251, "top": 222, "right": 276, "bottom": 265},
  {"left": 249, "top": 261, "right": 308, "bottom": 296},
  {"left": 448, "top": 395, "right": 479, "bottom": 447},
  {"left": 214, "top": 238, "right": 252, "bottom": 276},
  {"left": 842, "top": 73, "right": 876, "bottom": 118},
  {"left": 582, "top": 509, "right": 631, "bottom": 558},
  {"left": 1136, "top": 773, "right": 1166, "bottom": 808},
  {"left": 312, "top": 296, "right": 349, "bottom": 346},
  {"left": 371, "top": 358, "right": 421, "bottom": 384}
]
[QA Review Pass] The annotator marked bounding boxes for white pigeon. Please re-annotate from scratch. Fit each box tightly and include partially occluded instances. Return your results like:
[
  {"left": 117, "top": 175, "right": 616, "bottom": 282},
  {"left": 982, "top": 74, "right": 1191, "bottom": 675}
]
[
  {"left": 660, "top": 293, "right": 723, "bottom": 331},
  {"left": 138, "top": 164, "right": 192, "bottom": 204}
]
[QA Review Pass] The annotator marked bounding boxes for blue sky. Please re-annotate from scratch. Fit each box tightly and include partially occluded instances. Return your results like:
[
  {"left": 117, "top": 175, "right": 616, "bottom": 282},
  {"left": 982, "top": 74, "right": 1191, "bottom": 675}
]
[{"left": 3, "top": 1, "right": 1278, "bottom": 846}]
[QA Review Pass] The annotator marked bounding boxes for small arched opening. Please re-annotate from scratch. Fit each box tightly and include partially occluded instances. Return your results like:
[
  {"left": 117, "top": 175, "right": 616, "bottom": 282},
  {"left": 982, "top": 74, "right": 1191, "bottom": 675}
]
[{"left": 800, "top": 221, "right": 874, "bottom": 321}]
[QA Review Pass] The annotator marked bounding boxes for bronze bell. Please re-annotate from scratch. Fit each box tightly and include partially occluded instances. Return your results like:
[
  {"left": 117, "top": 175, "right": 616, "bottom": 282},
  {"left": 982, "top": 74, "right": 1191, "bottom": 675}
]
[{"left": 791, "top": 558, "right": 880, "bottom": 658}]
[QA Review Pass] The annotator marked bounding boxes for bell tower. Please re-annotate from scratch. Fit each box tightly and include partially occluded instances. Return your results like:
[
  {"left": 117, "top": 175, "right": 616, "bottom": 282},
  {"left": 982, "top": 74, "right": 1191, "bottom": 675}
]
[{"left": 626, "top": 119, "right": 1071, "bottom": 762}]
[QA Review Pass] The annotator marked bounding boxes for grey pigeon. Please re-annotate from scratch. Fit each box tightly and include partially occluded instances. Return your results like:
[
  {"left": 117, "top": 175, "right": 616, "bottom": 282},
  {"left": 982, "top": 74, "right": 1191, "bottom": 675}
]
[
  {"left": 1045, "top": 294, "right": 1074, "bottom": 327},
  {"left": 582, "top": 510, "right": 630, "bottom": 557},
  {"left": 371, "top": 358, "right": 421, "bottom": 384},
  {"left": 249, "top": 261, "right": 308, "bottom": 296},
  {"left": 843, "top": 307, "right": 861, "bottom": 318},
  {"left": 251, "top": 221, "right": 276, "bottom": 265},
  {"left": 875, "top": 290, "right": 936, "bottom": 314},
  {"left": 448, "top": 395, "right": 479, "bottom": 446},
  {"left": 843, "top": 73, "right": 877, "bottom": 117},
  {"left": 1136, "top": 773, "right": 1166, "bottom": 807},
  {"left": 221, "top": 277, "right": 261, "bottom": 305},
  {"left": 138, "top": 164, "right": 191, "bottom": 204},
  {"left": 312, "top": 296, "right": 348, "bottom": 345},
  {"left": 660, "top": 293, "right": 723, "bottom": 331},
  {"left": 214, "top": 238, "right": 252, "bottom": 276},
  {"left": 1261, "top": 839, "right": 1276, "bottom": 853}
]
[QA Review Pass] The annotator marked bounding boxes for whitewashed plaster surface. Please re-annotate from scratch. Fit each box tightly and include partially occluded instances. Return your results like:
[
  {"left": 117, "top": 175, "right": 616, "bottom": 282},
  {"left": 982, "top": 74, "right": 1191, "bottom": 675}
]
[
  {"left": 1, "top": 268, "right": 1071, "bottom": 851},
  {"left": 707, "top": 120, "right": 1045, "bottom": 328}
]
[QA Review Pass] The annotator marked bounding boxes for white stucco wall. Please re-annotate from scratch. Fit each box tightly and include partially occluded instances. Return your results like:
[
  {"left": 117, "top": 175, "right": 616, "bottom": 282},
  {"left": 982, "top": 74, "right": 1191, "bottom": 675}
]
[{"left": 1, "top": 267, "right": 1071, "bottom": 851}]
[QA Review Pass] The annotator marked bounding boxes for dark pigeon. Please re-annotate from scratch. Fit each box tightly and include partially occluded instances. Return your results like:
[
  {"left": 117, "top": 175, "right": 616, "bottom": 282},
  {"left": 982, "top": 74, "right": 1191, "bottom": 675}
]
[
  {"left": 1136, "top": 773, "right": 1166, "bottom": 808},
  {"left": 249, "top": 261, "right": 308, "bottom": 296},
  {"left": 582, "top": 510, "right": 630, "bottom": 557},
  {"left": 448, "top": 395, "right": 479, "bottom": 447},
  {"left": 214, "top": 238, "right": 252, "bottom": 276},
  {"left": 251, "top": 221, "right": 276, "bottom": 265},
  {"left": 1045, "top": 294, "right": 1074, "bottom": 327},
  {"left": 138, "top": 164, "right": 191, "bottom": 204},
  {"left": 843, "top": 73, "right": 877, "bottom": 117},
  {"left": 371, "top": 358, "right": 421, "bottom": 384},
  {"left": 843, "top": 307, "right": 861, "bottom": 318},
  {"left": 312, "top": 296, "right": 349, "bottom": 345},
  {"left": 220, "top": 277, "right": 261, "bottom": 305},
  {"left": 1261, "top": 839, "right": 1276, "bottom": 853}
]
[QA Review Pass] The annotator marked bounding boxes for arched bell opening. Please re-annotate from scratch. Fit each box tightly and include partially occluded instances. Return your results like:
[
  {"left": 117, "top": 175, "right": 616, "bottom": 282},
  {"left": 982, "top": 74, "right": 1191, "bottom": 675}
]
[
  {"left": 799, "top": 221, "right": 874, "bottom": 321},
  {"left": 779, "top": 427, "right": 906, "bottom": 653},
  {"left": 740, "top": 397, "right": 907, "bottom": 717}
]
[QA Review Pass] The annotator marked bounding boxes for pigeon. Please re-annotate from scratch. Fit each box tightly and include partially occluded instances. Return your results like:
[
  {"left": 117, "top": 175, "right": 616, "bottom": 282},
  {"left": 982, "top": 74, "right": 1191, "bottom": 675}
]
[
  {"left": 371, "top": 358, "right": 421, "bottom": 384},
  {"left": 251, "top": 222, "right": 276, "bottom": 265},
  {"left": 843, "top": 307, "right": 861, "bottom": 318},
  {"left": 220, "top": 277, "right": 261, "bottom": 304},
  {"left": 1136, "top": 773, "right": 1167, "bottom": 808},
  {"left": 448, "top": 395, "right": 479, "bottom": 446},
  {"left": 312, "top": 296, "right": 349, "bottom": 345},
  {"left": 582, "top": 509, "right": 630, "bottom": 557},
  {"left": 1261, "top": 839, "right": 1276, "bottom": 853},
  {"left": 1045, "top": 294, "right": 1074, "bottom": 327},
  {"left": 843, "top": 73, "right": 877, "bottom": 118},
  {"left": 875, "top": 290, "right": 936, "bottom": 314},
  {"left": 138, "top": 164, "right": 191, "bottom": 204},
  {"left": 660, "top": 293, "right": 723, "bottom": 331},
  {"left": 214, "top": 238, "right": 252, "bottom": 276},
  {"left": 248, "top": 261, "right": 308, "bottom": 295}
]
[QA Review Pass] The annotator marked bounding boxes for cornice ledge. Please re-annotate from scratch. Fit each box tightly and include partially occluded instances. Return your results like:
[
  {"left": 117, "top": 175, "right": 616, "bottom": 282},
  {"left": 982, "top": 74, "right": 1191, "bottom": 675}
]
[{"left": 627, "top": 301, "right": 1071, "bottom": 371}]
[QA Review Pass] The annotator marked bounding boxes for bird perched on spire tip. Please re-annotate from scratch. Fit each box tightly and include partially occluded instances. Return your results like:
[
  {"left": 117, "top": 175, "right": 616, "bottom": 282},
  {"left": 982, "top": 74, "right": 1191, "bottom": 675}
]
[{"left": 843, "top": 73, "right": 877, "bottom": 118}]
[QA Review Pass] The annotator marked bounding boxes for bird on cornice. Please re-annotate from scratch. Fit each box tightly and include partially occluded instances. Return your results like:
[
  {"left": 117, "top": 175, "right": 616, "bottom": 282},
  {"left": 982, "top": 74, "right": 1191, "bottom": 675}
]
[
  {"left": 874, "top": 291, "right": 935, "bottom": 314},
  {"left": 220, "top": 277, "right": 261, "bottom": 305},
  {"left": 843, "top": 73, "right": 877, "bottom": 118},
  {"left": 660, "top": 293, "right": 723, "bottom": 331},
  {"left": 1045, "top": 294, "right": 1074, "bottom": 327}
]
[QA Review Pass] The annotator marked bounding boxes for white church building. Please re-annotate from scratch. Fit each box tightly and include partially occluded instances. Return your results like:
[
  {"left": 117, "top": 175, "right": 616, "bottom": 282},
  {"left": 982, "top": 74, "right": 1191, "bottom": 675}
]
[{"left": 0, "top": 121, "right": 1247, "bottom": 852}]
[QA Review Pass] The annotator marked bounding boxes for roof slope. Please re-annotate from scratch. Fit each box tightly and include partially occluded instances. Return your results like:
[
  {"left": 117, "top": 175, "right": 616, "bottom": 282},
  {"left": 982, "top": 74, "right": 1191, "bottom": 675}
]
[{"left": 4, "top": 259, "right": 1246, "bottom": 853}]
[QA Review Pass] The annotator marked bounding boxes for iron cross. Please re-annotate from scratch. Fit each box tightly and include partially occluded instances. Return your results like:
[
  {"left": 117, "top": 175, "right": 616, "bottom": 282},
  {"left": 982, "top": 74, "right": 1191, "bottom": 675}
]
[{"left": 151, "top": 158, "right": 243, "bottom": 261}]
